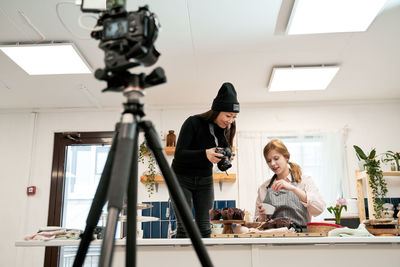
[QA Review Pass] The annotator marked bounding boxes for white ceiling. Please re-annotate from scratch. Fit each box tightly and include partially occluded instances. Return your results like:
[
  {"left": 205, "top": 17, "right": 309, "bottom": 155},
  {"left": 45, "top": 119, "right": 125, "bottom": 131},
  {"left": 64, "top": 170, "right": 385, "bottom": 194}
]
[{"left": 0, "top": 0, "right": 399, "bottom": 110}]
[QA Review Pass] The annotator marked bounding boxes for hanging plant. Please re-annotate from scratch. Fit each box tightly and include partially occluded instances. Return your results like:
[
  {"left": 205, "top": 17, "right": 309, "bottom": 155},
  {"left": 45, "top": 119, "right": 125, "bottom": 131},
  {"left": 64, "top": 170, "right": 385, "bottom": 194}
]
[
  {"left": 138, "top": 141, "right": 157, "bottom": 197},
  {"left": 353, "top": 145, "right": 388, "bottom": 219}
]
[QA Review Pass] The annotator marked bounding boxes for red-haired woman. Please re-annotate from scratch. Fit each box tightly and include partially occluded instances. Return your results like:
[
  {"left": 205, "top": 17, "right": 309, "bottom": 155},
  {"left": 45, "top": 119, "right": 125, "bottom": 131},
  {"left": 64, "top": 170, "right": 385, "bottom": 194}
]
[{"left": 255, "top": 139, "right": 326, "bottom": 230}]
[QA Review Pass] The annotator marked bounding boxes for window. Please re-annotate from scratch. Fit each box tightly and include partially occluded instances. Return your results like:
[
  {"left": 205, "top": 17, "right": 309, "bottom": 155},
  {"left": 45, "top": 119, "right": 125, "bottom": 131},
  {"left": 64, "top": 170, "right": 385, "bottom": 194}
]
[
  {"left": 237, "top": 131, "right": 345, "bottom": 220},
  {"left": 45, "top": 132, "right": 113, "bottom": 267},
  {"left": 62, "top": 145, "right": 111, "bottom": 229}
]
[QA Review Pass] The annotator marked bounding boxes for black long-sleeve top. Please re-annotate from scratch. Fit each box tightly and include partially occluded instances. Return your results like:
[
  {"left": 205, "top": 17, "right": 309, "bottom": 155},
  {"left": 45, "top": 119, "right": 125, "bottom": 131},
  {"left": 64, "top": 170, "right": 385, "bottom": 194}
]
[{"left": 172, "top": 115, "right": 228, "bottom": 177}]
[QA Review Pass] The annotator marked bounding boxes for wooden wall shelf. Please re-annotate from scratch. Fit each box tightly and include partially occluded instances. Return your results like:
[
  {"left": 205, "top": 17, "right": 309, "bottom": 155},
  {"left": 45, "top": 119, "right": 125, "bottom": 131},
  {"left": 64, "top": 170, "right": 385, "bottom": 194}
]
[
  {"left": 140, "top": 175, "right": 164, "bottom": 184},
  {"left": 382, "top": 171, "right": 400, "bottom": 176},
  {"left": 140, "top": 173, "right": 236, "bottom": 184},
  {"left": 163, "top": 146, "right": 236, "bottom": 156},
  {"left": 213, "top": 173, "right": 236, "bottom": 183}
]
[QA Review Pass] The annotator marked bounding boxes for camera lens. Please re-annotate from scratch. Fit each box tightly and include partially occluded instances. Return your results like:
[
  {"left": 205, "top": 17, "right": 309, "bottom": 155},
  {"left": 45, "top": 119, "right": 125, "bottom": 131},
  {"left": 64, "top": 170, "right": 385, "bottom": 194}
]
[
  {"left": 216, "top": 147, "right": 232, "bottom": 172},
  {"left": 217, "top": 159, "right": 232, "bottom": 171}
]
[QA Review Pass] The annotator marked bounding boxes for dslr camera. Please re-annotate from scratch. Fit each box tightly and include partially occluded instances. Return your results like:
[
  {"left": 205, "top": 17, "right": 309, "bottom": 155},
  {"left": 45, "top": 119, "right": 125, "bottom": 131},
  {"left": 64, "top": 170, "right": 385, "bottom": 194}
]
[
  {"left": 91, "top": 5, "right": 160, "bottom": 71},
  {"left": 81, "top": 0, "right": 166, "bottom": 92},
  {"left": 215, "top": 147, "right": 233, "bottom": 172}
]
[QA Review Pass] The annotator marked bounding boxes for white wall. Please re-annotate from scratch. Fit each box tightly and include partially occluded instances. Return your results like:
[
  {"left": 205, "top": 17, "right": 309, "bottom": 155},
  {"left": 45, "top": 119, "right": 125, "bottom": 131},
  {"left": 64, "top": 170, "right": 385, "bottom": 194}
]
[
  {"left": 1, "top": 100, "right": 400, "bottom": 267},
  {"left": 238, "top": 100, "right": 400, "bottom": 197}
]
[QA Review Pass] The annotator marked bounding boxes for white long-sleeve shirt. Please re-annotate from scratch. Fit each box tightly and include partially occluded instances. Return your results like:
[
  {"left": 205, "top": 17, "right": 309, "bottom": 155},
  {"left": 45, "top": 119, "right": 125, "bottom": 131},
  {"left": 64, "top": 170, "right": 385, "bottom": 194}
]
[{"left": 254, "top": 174, "right": 326, "bottom": 222}]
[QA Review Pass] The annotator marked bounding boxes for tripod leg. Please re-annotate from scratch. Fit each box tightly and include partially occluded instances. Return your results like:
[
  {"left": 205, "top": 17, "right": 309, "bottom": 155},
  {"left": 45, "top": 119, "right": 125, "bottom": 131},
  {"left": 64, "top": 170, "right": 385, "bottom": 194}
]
[
  {"left": 100, "top": 114, "right": 138, "bottom": 267},
  {"left": 141, "top": 121, "right": 214, "bottom": 267},
  {"left": 73, "top": 129, "right": 119, "bottom": 267},
  {"left": 126, "top": 125, "right": 139, "bottom": 267}
]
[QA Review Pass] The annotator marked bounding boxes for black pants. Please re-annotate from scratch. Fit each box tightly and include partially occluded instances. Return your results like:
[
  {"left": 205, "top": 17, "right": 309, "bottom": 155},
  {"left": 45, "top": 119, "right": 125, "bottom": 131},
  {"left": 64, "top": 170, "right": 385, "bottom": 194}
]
[{"left": 173, "top": 174, "right": 214, "bottom": 238}]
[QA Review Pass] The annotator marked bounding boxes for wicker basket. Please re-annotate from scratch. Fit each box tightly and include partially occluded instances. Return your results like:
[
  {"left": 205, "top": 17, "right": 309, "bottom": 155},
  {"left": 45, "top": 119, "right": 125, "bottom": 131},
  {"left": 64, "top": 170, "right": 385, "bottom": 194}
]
[{"left": 307, "top": 222, "right": 343, "bottom": 235}]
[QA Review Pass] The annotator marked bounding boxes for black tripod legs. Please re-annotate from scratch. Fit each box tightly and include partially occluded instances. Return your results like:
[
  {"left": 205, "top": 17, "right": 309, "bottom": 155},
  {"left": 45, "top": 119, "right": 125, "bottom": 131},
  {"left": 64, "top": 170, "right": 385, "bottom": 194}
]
[
  {"left": 141, "top": 121, "right": 213, "bottom": 267},
  {"left": 100, "top": 114, "right": 138, "bottom": 267},
  {"left": 73, "top": 115, "right": 213, "bottom": 267},
  {"left": 73, "top": 130, "right": 119, "bottom": 267},
  {"left": 126, "top": 122, "right": 139, "bottom": 267}
]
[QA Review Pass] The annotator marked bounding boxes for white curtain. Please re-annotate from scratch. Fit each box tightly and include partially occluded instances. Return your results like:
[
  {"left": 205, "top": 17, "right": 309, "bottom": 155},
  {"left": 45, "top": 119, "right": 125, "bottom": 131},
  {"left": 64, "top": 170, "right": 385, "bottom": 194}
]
[
  {"left": 236, "top": 132, "right": 270, "bottom": 219},
  {"left": 237, "top": 130, "right": 347, "bottom": 221}
]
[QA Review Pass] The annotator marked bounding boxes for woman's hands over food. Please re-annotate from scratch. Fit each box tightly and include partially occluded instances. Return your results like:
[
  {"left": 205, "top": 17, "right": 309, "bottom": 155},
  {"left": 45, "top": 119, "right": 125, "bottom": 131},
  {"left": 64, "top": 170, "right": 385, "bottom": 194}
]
[
  {"left": 256, "top": 203, "right": 267, "bottom": 221},
  {"left": 270, "top": 179, "right": 296, "bottom": 192}
]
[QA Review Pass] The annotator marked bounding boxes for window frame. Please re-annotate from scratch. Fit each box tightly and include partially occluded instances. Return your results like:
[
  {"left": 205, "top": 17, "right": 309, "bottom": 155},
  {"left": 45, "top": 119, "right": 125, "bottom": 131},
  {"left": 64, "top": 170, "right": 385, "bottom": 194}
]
[{"left": 45, "top": 131, "right": 113, "bottom": 267}]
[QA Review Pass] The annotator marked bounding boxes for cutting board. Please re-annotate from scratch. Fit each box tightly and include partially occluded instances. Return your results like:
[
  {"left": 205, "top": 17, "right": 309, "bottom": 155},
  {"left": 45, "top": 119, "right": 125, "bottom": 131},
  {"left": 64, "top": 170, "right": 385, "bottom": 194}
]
[{"left": 211, "top": 232, "right": 326, "bottom": 238}]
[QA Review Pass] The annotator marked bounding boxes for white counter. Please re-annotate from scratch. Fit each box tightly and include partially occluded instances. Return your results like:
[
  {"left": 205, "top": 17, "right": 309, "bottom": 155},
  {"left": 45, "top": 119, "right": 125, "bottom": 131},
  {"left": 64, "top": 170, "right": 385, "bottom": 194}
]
[
  {"left": 15, "top": 236, "right": 400, "bottom": 247},
  {"left": 16, "top": 237, "right": 400, "bottom": 267}
]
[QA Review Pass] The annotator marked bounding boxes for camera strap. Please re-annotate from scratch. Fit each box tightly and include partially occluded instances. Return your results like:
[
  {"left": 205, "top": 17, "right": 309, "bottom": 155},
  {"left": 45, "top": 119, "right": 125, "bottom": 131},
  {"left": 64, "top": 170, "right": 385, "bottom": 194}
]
[{"left": 209, "top": 123, "right": 219, "bottom": 147}]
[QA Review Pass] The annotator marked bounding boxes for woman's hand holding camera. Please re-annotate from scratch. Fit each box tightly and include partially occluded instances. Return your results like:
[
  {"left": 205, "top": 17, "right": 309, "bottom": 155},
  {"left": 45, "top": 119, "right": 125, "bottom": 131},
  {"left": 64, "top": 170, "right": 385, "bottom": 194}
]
[{"left": 206, "top": 147, "right": 224, "bottom": 164}]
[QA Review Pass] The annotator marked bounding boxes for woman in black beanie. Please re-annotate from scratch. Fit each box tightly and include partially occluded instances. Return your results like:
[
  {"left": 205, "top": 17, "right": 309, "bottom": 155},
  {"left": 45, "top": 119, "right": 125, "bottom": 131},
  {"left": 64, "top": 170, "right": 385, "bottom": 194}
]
[{"left": 172, "top": 82, "right": 240, "bottom": 238}]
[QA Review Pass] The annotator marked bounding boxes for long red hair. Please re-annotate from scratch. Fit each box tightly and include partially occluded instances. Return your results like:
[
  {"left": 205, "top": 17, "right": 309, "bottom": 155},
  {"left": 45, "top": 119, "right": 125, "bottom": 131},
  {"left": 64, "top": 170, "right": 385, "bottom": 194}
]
[{"left": 263, "top": 139, "right": 302, "bottom": 183}]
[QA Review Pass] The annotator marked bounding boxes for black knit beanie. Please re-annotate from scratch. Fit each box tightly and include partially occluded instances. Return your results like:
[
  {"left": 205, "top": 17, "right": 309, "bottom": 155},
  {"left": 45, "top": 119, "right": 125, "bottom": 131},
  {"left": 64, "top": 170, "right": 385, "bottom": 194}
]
[{"left": 211, "top": 82, "right": 240, "bottom": 113}]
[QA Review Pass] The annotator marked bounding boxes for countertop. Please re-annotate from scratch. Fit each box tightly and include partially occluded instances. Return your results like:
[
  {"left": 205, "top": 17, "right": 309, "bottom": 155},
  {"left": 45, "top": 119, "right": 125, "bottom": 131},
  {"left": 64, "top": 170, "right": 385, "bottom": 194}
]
[{"left": 15, "top": 236, "right": 400, "bottom": 247}]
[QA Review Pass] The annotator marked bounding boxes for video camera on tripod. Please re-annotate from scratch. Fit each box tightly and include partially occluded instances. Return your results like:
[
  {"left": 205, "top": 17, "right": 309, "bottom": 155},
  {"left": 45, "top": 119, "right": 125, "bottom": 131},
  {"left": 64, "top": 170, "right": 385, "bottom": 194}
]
[{"left": 81, "top": 0, "right": 166, "bottom": 92}]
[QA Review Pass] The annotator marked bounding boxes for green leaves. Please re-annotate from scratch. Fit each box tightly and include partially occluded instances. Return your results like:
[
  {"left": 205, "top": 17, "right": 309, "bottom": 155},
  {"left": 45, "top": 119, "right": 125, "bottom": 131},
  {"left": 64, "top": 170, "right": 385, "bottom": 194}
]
[
  {"left": 369, "top": 149, "right": 376, "bottom": 159},
  {"left": 139, "top": 141, "right": 157, "bottom": 197},
  {"left": 353, "top": 145, "right": 377, "bottom": 160},
  {"left": 353, "top": 145, "right": 388, "bottom": 219},
  {"left": 382, "top": 151, "right": 400, "bottom": 170},
  {"left": 327, "top": 204, "right": 347, "bottom": 225},
  {"left": 353, "top": 145, "right": 367, "bottom": 160}
]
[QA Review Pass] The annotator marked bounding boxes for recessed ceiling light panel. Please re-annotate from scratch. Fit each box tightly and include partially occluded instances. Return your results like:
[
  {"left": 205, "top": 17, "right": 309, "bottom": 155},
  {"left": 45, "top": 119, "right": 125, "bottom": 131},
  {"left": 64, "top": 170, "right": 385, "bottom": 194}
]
[
  {"left": 0, "top": 43, "right": 92, "bottom": 75},
  {"left": 287, "top": 0, "right": 387, "bottom": 35},
  {"left": 268, "top": 65, "right": 340, "bottom": 92}
]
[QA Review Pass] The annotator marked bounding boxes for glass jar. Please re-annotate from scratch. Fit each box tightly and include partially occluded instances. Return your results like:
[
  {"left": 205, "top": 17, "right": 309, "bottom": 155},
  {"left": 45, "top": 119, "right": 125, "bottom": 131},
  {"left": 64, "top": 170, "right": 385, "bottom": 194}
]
[{"left": 391, "top": 162, "right": 396, "bottom": 171}]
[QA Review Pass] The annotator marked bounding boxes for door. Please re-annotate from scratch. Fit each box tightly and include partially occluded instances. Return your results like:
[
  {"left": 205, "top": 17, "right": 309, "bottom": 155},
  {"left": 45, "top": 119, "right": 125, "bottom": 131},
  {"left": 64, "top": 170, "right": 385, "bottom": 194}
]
[{"left": 45, "top": 132, "right": 113, "bottom": 267}]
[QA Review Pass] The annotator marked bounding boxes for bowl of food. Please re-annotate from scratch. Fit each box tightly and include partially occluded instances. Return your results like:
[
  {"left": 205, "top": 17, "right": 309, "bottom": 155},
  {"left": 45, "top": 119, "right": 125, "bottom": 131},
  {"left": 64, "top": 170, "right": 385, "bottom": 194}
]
[{"left": 261, "top": 203, "right": 276, "bottom": 215}]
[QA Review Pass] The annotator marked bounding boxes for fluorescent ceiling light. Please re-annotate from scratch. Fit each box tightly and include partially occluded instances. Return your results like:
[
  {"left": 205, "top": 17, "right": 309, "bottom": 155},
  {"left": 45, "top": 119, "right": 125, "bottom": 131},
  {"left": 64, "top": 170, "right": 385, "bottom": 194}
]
[
  {"left": 0, "top": 43, "right": 92, "bottom": 75},
  {"left": 287, "top": 0, "right": 387, "bottom": 35},
  {"left": 268, "top": 66, "right": 340, "bottom": 92}
]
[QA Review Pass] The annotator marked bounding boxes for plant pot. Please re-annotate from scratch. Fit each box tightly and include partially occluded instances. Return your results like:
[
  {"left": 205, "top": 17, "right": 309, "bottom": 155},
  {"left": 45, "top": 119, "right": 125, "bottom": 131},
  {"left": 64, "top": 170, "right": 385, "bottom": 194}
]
[
  {"left": 339, "top": 218, "right": 360, "bottom": 229},
  {"left": 358, "top": 160, "right": 366, "bottom": 171}
]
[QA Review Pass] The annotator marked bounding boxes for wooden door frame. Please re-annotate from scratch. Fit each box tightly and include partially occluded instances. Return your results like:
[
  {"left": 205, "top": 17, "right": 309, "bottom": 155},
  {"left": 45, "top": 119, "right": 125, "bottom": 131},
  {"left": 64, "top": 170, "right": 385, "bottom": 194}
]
[{"left": 44, "top": 131, "right": 114, "bottom": 267}]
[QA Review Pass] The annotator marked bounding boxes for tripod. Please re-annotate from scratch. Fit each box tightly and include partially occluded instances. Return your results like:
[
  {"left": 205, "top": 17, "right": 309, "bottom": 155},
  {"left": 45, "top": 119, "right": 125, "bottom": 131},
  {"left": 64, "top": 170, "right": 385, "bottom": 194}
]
[{"left": 72, "top": 69, "right": 213, "bottom": 267}]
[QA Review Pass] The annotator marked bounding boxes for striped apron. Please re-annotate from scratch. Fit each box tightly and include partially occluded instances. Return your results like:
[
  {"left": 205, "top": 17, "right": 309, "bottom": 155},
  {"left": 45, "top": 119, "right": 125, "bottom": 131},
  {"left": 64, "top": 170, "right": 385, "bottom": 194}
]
[{"left": 263, "top": 174, "right": 309, "bottom": 228}]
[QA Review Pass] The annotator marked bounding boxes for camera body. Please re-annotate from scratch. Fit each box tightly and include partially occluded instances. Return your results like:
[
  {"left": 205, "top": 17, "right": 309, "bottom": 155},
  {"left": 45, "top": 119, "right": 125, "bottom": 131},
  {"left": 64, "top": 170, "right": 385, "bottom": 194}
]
[
  {"left": 91, "top": 5, "right": 160, "bottom": 70},
  {"left": 215, "top": 147, "right": 233, "bottom": 172}
]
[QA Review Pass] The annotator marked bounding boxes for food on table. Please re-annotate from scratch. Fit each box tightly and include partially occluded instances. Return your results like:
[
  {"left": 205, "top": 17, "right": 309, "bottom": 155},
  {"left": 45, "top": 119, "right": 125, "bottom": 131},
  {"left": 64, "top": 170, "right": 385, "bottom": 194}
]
[
  {"left": 258, "top": 217, "right": 291, "bottom": 230},
  {"left": 209, "top": 208, "right": 245, "bottom": 220}
]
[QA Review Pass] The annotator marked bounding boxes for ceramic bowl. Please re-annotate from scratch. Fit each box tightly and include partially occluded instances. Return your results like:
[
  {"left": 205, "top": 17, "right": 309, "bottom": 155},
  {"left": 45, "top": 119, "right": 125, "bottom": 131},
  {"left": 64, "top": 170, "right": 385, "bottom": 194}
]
[{"left": 382, "top": 210, "right": 394, "bottom": 218}]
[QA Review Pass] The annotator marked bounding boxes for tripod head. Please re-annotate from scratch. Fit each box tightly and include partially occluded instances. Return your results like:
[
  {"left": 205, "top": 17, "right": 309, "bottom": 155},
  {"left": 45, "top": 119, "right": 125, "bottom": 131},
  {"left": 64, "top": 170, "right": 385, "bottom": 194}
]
[{"left": 95, "top": 66, "right": 166, "bottom": 93}]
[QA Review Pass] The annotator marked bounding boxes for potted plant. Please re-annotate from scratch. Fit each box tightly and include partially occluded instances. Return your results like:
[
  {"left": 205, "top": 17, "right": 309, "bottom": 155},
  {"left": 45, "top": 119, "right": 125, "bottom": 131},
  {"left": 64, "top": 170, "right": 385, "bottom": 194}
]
[
  {"left": 353, "top": 145, "right": 388, "bottom": 219},
  {"left": 139, "top": 141, "right": 157, "bottom": 196},
  {"left": 381, "top": 151, "right": 400, "bottom": 171},
  {"left": 327, "top": 198, "right": 347, "bottom": 225}
]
